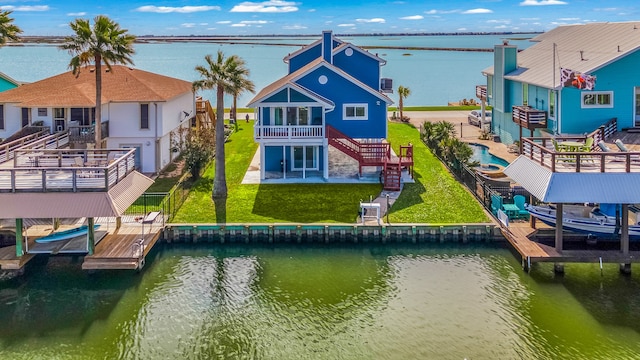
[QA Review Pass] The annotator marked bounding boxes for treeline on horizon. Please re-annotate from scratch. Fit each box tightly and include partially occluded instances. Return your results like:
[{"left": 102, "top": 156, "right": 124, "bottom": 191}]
[{"left": 18, "top": 31, "right": 542, "bottom": 43}]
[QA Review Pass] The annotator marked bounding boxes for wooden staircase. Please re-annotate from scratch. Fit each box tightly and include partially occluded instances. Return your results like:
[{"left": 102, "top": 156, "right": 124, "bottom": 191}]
[
  {"left": 382, "top": 160, "right": 402, "bottom": 191},
  {"left": 195, "top": 97, "right": 215, "bottom": 130},
  {"left": 326, "top": 125, "right": 410, "bottom": 191}
]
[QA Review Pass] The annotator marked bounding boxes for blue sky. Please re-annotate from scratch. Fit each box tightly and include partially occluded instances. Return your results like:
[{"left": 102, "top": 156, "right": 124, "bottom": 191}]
[{"left": 3, "top": 1, "right": 638, "bottom": 36}]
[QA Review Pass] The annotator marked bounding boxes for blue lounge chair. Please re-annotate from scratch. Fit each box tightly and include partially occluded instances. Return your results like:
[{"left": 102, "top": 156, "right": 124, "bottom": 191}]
[
  {"left": 513, "top": 195, "right": 529, "bottom": 219},
  {"left": 490, "top": 194, "right": 503, "bottom": 215}
]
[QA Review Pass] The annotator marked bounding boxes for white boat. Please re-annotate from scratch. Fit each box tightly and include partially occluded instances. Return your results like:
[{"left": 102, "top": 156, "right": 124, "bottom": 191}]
[{"left": 525, "top": 203, "right": 640, "bottom": 240}]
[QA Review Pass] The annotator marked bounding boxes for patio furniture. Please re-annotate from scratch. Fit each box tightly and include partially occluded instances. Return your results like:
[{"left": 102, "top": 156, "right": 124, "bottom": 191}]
[
  {"left": 490, "top": 194, "right": 503, "bottom": 215},
  {"left": 597, "top": 140, "right": 613, "bottom": 152},
  {"left": 614, "top": 139, "right": 629, "bottom": 152},
  {"left": 581, "top": 137, "right": 594, "bottom": 152},
  {"left": 502, "top": 203, "right": 520, "bottom": 220},
  {"left": 513, "top": 195, "right": 529, "bottom": 219}
]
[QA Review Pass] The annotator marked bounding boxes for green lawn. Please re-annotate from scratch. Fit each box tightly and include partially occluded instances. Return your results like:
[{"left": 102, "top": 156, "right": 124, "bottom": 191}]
[
  {"left": 172, "top": 121, "right": 381, "bottom": 223},
  {"left": 172, "top": 120, "right": 488, "bottom": 224},
  {"left": 386, "top": 122, "right": 488, "bottom": 223}
]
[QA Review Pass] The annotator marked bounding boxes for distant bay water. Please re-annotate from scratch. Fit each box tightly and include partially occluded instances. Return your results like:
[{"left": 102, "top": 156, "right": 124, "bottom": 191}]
[{"left": 0, "top": 34, "right": 537, "bottom": 107}]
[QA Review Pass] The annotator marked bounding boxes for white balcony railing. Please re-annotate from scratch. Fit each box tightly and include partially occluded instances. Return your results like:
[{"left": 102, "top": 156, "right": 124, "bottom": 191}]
[{"left": 254, "top": 125, "right": 324, "bottom": 140}]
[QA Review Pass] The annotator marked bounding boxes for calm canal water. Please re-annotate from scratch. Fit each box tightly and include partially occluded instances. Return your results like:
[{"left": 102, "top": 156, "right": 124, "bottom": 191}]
[{"left": 2, "top": 243, "right": 640, "bottom": 359}]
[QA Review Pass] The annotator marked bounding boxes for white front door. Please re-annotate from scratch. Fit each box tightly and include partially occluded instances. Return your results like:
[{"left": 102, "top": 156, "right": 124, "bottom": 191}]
[{"left": 635, "top": 87, "right": 640, "bottom": 126}]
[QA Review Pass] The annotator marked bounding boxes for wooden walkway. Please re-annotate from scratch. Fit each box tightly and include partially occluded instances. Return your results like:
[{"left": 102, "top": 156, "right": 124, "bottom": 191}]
[
  {"left": 82, "top": 221, "right": 164, "bottom": 270},
  {"left": 501, "top": 221, "right": 640, "bottom": 270}
]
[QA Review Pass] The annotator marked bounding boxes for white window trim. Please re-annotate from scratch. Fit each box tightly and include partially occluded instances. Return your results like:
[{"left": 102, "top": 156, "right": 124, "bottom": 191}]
[
  {"left": 291, "top": 146, "right": 318, "bottom": 171},
  {"left": 270, "top": 107, "right": 284, "bottom": 126},
  {"left": 548, "top": 90, "right": 556, "bottom": 120},
  {"left": 140, "top": 103, "right": 150, "bottom": 130},
  {"left": 581, "top": 91, "right": 614, "bottom": 109},
  {"left": 343, "top": 103, "right": 368, "bottom": 121}
]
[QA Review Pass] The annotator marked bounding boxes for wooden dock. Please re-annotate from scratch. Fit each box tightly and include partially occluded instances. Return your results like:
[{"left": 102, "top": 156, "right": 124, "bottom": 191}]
[
  {"left": 82, "top": 221, "right": 164, "bottom": 271},
  {"left": 501, "top": 221, "right": 640, "bottom": 271},
  {"left": 0, "top": 247, "right": 35, "bottom": 270}
]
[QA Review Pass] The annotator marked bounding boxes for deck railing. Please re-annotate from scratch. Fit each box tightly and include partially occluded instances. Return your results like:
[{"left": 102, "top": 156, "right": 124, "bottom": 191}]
[
  {"left": 254, "top": 125, "right": 324, "bottom": 140},
  {"left": 0, "top": 148, "right": 137, "bottom": 192},
  {"left": 521, "top": 136, "right": 640, "bottom": 173},
  {"left": 0, "top": 129, "right": 51, "bottom": 163},
  {"left": 475, "top": 85, "right": 487, "bottom": 100},
  {"left": 512, "top": 105, "right": 547, "bottom": 129},
  {"left": 68, "top": 121, "right": 109, "bottom": 143}
]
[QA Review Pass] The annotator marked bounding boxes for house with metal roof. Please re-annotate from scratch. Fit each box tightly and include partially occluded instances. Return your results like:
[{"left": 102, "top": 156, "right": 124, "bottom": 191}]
[
  {"left": 474, "top": 22, "right": 640, "bottom": 258},
  {"left": 0, "top": 71, "right": 20, "bottom": 92},
  {"left": 0, "top": 65, "right": 197, "bottom": 174},
  {"left": 247, "top": 31, "right": 412, "bottom": 190},
  {"left": 478, "top": 21, "right": 640, "bottom": 145}
]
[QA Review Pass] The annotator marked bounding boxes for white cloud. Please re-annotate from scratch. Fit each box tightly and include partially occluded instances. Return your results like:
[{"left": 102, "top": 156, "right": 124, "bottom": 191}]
[
  {"left": 217, "top": 20, "right": 232, "bottom": 24},
  {"left": 0, "top": 5, "right": 49, "bottom": 11},
  {"left": 425, "top": 9, "right": 460, "bottom": 15},
  {"left": 338, "top": 23, "right": 355, "bottom": 27},
  {"left": 594, "top": 8, "right": 619, "bottom": 12},
  {"left": 282, "top": 25, "right": 307, "bottom": 29},
  {"left": 181, "top": 23, "right": 196, "bottom": 28},
  {"left": 231, "top": 1, "right": 298, "bottom": 13},
  {"left": 135, "top": 5, "right": 220, "bottom": 13},
  {"left": 520, "top": 17, "right": 540, "bottom": 21},
  {"left": 463, "top": 8, "right": 493, "bottom": 14},
  {"left": 557, "top": 17, "right": 579, "bottom": 21},
  {"left": 494, "top": 25, "right": 508, "bottom": 29},
  {"left": 487, "top": 19, "right": 510, "bottom": 24},
  {"left": 308, "top": 9, "right": 316, "bottom": 12},
  {"left": 67, "top": 12, "right": 86, "bottom": 16},
  {"left": 400, "top": 15, "right": 423, "bottom": 20},
  {"left": 231, "top": 23, "right": 247, "bottom": 27},
  {"left": 457, "top": 27, "right": 467, "bottom": 31},
  {"left": 199, "top": 23, "right": 208, "bottom": 26},
  {"left": 356, "top": 18, "right": 386, "bottom": 23},
  {"left": 240, "top": 20, "right": 270, "bottom": 24},
  {"left": 520, "top": 0, "right": 567, "bottom": 6}
]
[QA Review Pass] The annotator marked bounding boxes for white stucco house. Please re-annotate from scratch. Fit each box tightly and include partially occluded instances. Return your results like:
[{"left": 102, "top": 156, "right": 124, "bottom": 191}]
[{"left": 0, "top": 65, "right": 196, "bottom": 173}]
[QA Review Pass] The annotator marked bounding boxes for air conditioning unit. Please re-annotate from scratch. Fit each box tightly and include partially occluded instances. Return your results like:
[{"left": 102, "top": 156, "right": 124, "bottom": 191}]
[{"left": 380, "top": 78, "right": 393, "bottom": 93}]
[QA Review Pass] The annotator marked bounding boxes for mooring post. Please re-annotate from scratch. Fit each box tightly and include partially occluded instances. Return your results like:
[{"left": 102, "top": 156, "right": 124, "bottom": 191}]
[
  {"left": 15, "top": 218, "right": 23, "bottom": 257},
  {"left": 87, "top": 217, "right": 95, "bottom": 255}
]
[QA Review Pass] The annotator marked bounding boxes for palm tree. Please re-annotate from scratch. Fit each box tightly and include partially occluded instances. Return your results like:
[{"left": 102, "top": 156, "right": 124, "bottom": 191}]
[
  {"left": 397, "top": 85, "right": 411, "bottom": 122},
  {"left": 193, "top": 51, "right": 252, "bottom": 198},
  {"left": 59, "top": 16, "right": 135, "bottom": 148},
  {"left": 0, "top": 10, "right": 22, "bottom": 46},
  {"left": 229, "top": 75, "right": 255, "bottom": 129}
]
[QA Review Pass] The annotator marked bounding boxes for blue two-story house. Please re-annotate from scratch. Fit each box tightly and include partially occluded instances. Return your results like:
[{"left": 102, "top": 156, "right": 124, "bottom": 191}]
[
  {"left": 480, "top": 22, "right": 640, "bottom": 145},
  {"left": 248, "top": 31, "right": 410, "bottom": 189}
]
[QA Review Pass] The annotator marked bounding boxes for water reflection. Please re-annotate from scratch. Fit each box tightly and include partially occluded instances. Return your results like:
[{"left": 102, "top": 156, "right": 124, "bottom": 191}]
[{"left": 2, "top": 244, "right": 640, "bottom": 359}]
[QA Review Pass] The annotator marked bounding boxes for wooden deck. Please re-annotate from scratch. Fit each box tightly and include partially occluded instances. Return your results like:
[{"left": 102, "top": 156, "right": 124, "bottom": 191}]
[
  {"left": 82, "top": 220, "right": 164, "bottom": 271},
  {"left": 0, "top": 247, "right": 35, "bottom": 270},
  {"left": 0, "top": 218, "right": 164, "bottom": 272},
  {"left": 501, "top": 221, "right": 640, "bottom": 270}
]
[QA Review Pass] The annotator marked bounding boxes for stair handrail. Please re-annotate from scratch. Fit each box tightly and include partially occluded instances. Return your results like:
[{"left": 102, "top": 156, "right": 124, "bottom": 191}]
[
  {"left": 327, "top": 125, "right": 391, "bottom": 163},
  {"left": 326, "top": 125, "right": 361, "bottom": 151}
]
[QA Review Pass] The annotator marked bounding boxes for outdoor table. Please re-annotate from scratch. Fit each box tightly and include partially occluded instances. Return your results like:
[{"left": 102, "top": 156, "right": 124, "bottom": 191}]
[
  {"left": 502, "top": 203, "right": 520, "bottom": 219},
  {"left": 559, "top": 141, "right": 585, "bottom": 152}
]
